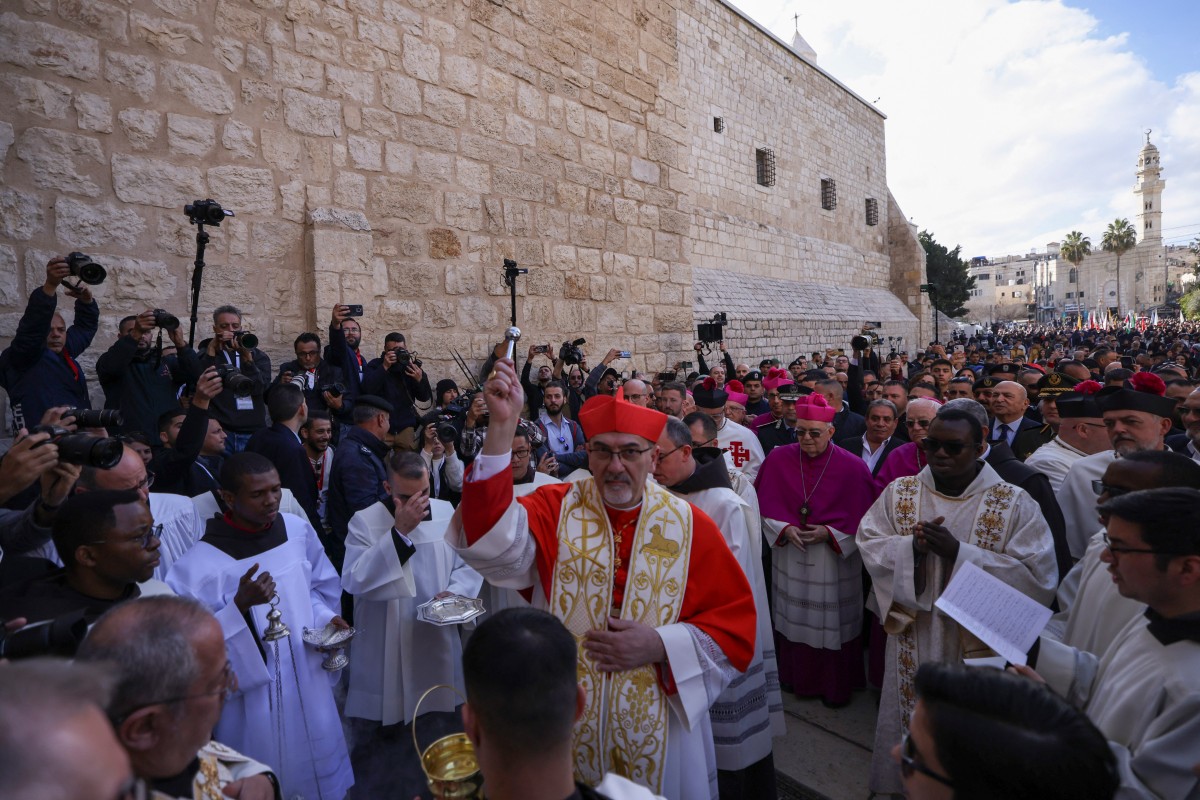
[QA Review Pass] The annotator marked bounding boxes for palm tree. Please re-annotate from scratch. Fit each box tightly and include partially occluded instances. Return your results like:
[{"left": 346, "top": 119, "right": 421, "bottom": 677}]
[
  {"left": 1060, "top": 230, "right": 1090, "bottom": 323},
  {"left": 1101, "top": 218, "right": 1136, "bottom": 313}
]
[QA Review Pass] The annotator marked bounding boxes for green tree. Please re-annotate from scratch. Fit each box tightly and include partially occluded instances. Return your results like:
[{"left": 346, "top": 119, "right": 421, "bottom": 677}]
[
  {"left": 1100, "top": 218, "right": 1136, "bottom": 312},
  {"left": 918, "top": 230, "right": 976, "bottom": 318},
  {"left": 1060, "top": 230, "right": 1091, "bottom": 282},
  {"left": 1181, "top": 288, "right": 1200, "bottom": 321}
]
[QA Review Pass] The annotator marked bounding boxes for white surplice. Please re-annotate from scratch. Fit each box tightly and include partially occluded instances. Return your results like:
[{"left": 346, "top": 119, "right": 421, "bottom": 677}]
[
  {"left": 857, "top": 464, "right": 1058, "bottom": 795},
  {"left": 341, "top": 499, "right": 482, "bottom": 725},
  {"left": 191, "top": 487, "right": 309, "bottom": 527},
  {"left": 1023, "top": 435, "right": 1092, "bottom": 493},
  {"left": 669, "top": 484, "right": 784, "bottom": 770},
  {"left": 1037, "top": 614, "right": 1200, "bottom": 799},
  {"left": 717, "top": 418, "right": 765, "bottom": 482},
  {"left": 1057, "top": 449, "right": 1117, "bottom": 559},
  {"left": 166, "top": 512, "right": 353, "bottom": 800},
  {"left": 1043, "top": 529, "right": 1145, "bottom": 654}
]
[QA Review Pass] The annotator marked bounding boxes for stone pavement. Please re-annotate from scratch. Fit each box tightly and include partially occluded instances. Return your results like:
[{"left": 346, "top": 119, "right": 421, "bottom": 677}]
[{"left": 774, "top": 689, "right": 879, "bottom": 800}]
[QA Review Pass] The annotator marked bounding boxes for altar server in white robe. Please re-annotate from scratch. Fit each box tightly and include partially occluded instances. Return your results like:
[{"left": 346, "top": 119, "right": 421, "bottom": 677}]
[
  {"left": 1026, "top": 487, "right": 1200, "bottom": 800},
  {"left": 167, "top": 453, "right": 353, "bottom": 800},
  {"left": 857, "top": 409, "right": 1057, "bottom": 796},
  {"left": 342, "top": 450, "right": 482, "bottom": 725},
  {"left": 446, "top": 362, "right": 757, "bottom": 800}
]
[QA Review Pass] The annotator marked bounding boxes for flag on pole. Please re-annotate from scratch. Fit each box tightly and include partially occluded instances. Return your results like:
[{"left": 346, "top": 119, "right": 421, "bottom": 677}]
[{"left": 1150, "top": 308, "right": 1159, "bottom": 327}]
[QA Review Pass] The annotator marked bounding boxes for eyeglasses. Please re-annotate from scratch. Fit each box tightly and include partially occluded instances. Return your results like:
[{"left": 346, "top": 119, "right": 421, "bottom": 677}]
[
  {"left": 658, "top": 444, "right": 688, "bottom": 459},
  {"left": 691, "top": 438, "right": 715, "bottom": 449},
  {"left": 794, "top": 429, "right": 827, "bottom": 439},
  {"left": 899, "top": 732, "right": 954, "bottom": 788},
  {"left": 1102, "top": 531, "right": 1181, "bottom": 557},
  {"left": 919, "top": 437, "right": 970, "bottom": 456},
  {"left": 587, "top": 444, "right": 654, "bottom": 463},
  {"left": 905, "top": 418, "right": 932, "bottom": 429},
  {"left": 89, "top": 523, "right": 163, "bottom": 550},
  {"left": 115, "top": 661, "right": 236, "bottom": 725},
  {"left": 512, "top": 448, "right": 532, "bottom": 459},
  {"left": 1091, "top": 480, "right": 1132, "bottom": 498}
]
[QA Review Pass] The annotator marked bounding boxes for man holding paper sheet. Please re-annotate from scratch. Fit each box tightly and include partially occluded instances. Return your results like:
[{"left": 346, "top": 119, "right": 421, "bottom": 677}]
[{"left": 857, "top": 407, "right": 1058, "bottom": 796}]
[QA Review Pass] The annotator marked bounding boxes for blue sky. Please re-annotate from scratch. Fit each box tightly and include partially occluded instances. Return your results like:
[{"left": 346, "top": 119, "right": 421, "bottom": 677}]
[{"left": 730, "top": 0, "right": 1200, "bottom": 256}]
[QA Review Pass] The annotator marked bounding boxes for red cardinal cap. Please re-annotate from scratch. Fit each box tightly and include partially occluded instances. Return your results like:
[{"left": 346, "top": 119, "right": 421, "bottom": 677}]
[{"left": 578, "top": 394, "right": 667, "bottom": 442}]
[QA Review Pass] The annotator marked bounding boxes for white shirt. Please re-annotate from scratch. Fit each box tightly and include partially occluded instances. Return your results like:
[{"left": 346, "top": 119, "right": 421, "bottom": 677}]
[{"left": 858, "top": 435, "right": 891, "bottom": 473}]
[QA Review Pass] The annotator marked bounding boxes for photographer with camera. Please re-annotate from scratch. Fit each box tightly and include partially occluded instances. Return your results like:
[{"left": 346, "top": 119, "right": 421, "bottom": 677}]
[
  {"left": 0, "top": 256, "right": 100, "bottom": 433},
  {"left": 326, "top": 304, "right": 368, "bottom": 399},
  {"left": 584, "top": 347, "right": 626, "bottom": 398},
  {"left": 695, "top": 340, "right": 736, "bottom": 382},
  {"left": 95, "top": 309, "right": 196, "bottom": 442},
  {"left": 0, "top": 429, "right": 81, "bottom": 587},
  {"left": 150, "top": 367, "right": 226, "bottom": 497},
  {"left": 521, "top": 343, "right": 558, "bottom": 421},
  {"left": 276, "top": 332, "right": 352, "bottom": 432},
  {"left": 361, "top": 332, "right": 432, "bottom": 451},
  {"left": 197, "top": 305, "right": 271, "bottom": 455},
  {"left": 420, "top": 415, "right": 464, "bottom": 505}
]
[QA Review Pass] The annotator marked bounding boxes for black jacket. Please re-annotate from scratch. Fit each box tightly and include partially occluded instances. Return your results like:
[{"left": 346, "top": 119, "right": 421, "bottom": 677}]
[
  {"left": 835, "top": 434, "right": 906, "bottom": 477},
  {"left": 327, "top": 426, "right": 390, "bottom": 540},
  {"left": 985, "top": 442, "right": 1072, "bottom": 580},
  {"left": 96, "top": 338, "right": 197, "bottom": 440},
  {"left": 275, "top": 359, "right": 353, "bottom": 426},
  {"left": 245, "top": 422, "right": 321, "bottom": 530},
  {"left": 832, "top": 407, "right": 867, "bottom": 441},
  {"left": 324, "top": 324, "right": 366, "bottom": 401},
  {"left": 150, "top": 402, "right": 221, "bottom": 497},
  {"left": 196, "top": 345, "right": 272, "bottom": 434},
  {"left": 361, "top": 360, "right": 432, "bottom": 432}
]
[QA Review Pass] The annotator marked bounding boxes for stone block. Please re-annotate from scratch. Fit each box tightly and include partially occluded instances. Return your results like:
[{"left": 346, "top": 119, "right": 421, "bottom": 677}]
[
  {"left": 162, "top": 60, "right": 234, "bottom": 114},
  {"left": 361, "top": 108, "right": 397, "bottom": 138},
  {"left": 16, "top": 127, "right": 104, "bottom": 197},
  {"left": 423, "top": 86, "right": 466, "bottom": 126},
  {"left": 455, "top": 158, "right": 490, "bottom": 194},
  {"left": 111, "top": 153, "right": 204, "bottom": 208},
  {"left": 0, "top": 122, "right": 13, "bottom": 167},
  {"left": 4, "top": 76, "right": 72, "bottom": 120},
  {"left": 401, "top": 118, "right": 456, "bottom": 152},
  {"left": 0, "top": 12, "right": 100, "bottom": 80},
  {"left": 280, "top": 179, "right": 305, "bottom": 223},
  {"left": 388, "top": 260, "right": 439, "bottom": 296},
  {"left": 222, "top": 120, "right": 256, "bottom": 159},
  {"left": 422, "top": 299, "right": 457, "bottom": 328},
  {"left": 327, "top": 66, "right": 376, "bottom": 104},
  {"left": 444, "top": 192, "right": 482, "bottom": 232},
  {"left": 54, "top": 197, "right": 146, "bottom": 247},
  {"left": 443, "top": 262, "right": 478, "bottom": 294},
  {"left": 334, "top": 172, "right": 366, "bottom": 208},
  {"left": 380, "top": 72, "right": 421, "bottom": 114},
  {"left": 74, "top": 92, "right": 113, "bottom": 133},
  {"left": 117, "top": 108, "right": 160, "bottom": 150},
  {"left": 130, "top": 11, "right": 202, "bottom": 55},
  {"left": 503, "top": 200, "right": 532, "bottom": 237},
  {"left": 371, "top": 177, "right": 436, "bottom": 223},
  {"left": 348, "top": 135, "right": 382, "bottom": 171},
  {"left": 381, "top": 298, "right": 422, "bottom": 329},
  {"left": 215, "top": 0, "right": 261, "bottom": 39},
  {"left": 402, "top": 34, "right": 439, "bottom": 82},
  {"left": 207, "top": 166, "right": 275, "bottom": 213},
  {"left": 312, "top": 228, "right": 372, "bottom": 276},
  {"left": 0, "top": 188, "right": 44, "bottom": 241},
  {"left": 493, "top": 167, "right": 543, "bottom": 202},
  {"left": 212, "top": 36, "right": 244, "bottom": 72},
  {"left": 342, "top": 41, "right": 387, "bottom": 71},
  {"left": 415, "top": 151, "right": 453, "bottom": 183},
  {"left": 457, "top": 295, "right": 500, "bottom": 332},
  {"left": 358, "top": 16, "right": 402, "bottom": 55},
  {"left": 429, "top": 229, "right": 461, "bottom": 259},
  {"left": 443, "top": 55, "right": 478, "bottom": 95},
  {"left": 283, "top": 88, "right": 342, "bottom": 137},
  {"left": 261, "top": 129, "right": 301, "bottom": 172},
  {"left": 58, "top": 0, "right": 128, "bottom": 45},
  {"left": 385, "top": 141, "right": 413, "bottom": 174},
  {"left": 107, "top": 256, "right": 178, "bottom": 310},
  {"left": 273, "top": 48, "right": 324, "bottom": 91},
  {"left": 0, "top": 246, "right": 20, "bottom": 305},
  {"left": 294, "top": 24, "right": 340, "bottom": 62},
  {"left": 630, "top": 156, "right": 659, "bottom": 184},
  {"left": 167, "top": 113, "right": 215, "bottom": 156},
  {"left": 250, "top": 220, "right": 300, "bottom": 260}
]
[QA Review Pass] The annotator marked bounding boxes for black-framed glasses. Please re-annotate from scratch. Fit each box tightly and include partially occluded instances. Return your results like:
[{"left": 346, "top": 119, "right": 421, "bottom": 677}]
[
  {"left": 587, "top": 444, "right": 654, "bottom": 463},
  {"left": 512, "top": 448, "right": 532, "bottom": 459},
  {"left": 691, "top": 438, "right": 715, "bottom": 449},
  {"left": 1091, "top": 480, "right": 1132, "bottom": 498},
  {"left": 89, "top": 523, "right": 163, "bottom": 551},
  {"left": 1102, "top": 532, "right": 1181, "bottom": 557},
  {"left": 899, "top": 731, "right": 954, "bottom": 787},
  {"left": 794, "top": 429, "right": 826, "bottom": 439},
  {"left": 919, "top": 437, "right": 969, "bottom": 456}
]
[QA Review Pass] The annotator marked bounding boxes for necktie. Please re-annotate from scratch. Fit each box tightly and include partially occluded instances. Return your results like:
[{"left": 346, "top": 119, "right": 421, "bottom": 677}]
[{"left": 998, "top": 423, "right": 1012, "bottom": 443}]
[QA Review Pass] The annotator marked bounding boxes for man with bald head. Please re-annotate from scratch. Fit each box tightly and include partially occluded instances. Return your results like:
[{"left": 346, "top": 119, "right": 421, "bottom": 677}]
[
  {"left": 987, "top": 381, "right": 1041, "bottom": 457},
  {"left": 1166, "top": 385, "right": 1200, "bottom": 462},
  {"left": 0, "top": 255, "right": 99, "bottom": 431},
  {"left": 621, "top": 378, "right": 651, "bottom": 407}
]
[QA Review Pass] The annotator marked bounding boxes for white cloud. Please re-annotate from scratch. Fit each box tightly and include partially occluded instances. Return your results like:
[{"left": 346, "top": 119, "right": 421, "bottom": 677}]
[{"left": 728, "top": 0, "right": 1200, "bottom": 255}]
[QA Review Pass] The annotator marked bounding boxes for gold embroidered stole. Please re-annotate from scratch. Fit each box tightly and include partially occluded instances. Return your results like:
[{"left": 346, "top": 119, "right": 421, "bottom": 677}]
[
  {"left": 890, "top": 476, "right": 1018, "bottom": 730},
  {"left": 549, "top": 478, "right": 693, "bottom": 793}
]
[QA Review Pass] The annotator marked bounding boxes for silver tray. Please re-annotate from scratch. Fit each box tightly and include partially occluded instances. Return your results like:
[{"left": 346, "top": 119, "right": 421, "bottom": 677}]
[
  {"left": 302, "top": 623, "right": 357, "bottom": 649},
  {"left": 416, "top": 595, "right": 485, "bottom": 626}
]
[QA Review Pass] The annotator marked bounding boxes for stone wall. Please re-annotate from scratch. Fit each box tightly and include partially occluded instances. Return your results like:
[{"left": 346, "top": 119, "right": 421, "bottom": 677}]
[{"left": 0, "top": 0, "right": 918, "bottom": 405}]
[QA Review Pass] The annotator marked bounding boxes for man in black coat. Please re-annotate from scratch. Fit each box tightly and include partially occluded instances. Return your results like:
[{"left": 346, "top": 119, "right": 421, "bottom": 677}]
[
  {"left": 275, "top": 331, "right": 353, "bottom": 432},
  {"left": 325, "top": 395, "right": 393, "bottom": 571},
  {"left": 325, "top": 304, "right": 368, "bottom": 401},
  {"left": 245, "top": 383, "right": 321, "bottom": 531},
  {"left": 151, "top": 368, "right": 226, "bottom": 498},
  {"left": 196, "top": 305, "right": 271, "bottom": 454}
]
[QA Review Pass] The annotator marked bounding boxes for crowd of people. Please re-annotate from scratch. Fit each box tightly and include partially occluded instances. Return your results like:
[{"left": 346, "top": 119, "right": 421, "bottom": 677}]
[{"left": 2, "top": 254, "right": 1200, "bottom": 799}]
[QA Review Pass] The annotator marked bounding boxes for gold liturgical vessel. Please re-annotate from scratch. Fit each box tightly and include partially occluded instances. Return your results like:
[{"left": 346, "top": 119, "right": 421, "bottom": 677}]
[{"left": 413, "top": 685, "right": 483, "bottom": 799}]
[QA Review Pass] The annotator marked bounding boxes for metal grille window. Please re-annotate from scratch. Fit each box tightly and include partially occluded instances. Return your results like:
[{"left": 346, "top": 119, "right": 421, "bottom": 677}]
[
  {"left": 714, "top": 116, "right": 725, "bottom": 133},
  {"left": 821, "top": 178, "right": 837, "bottom": 210},
  {"left": 865, "top": 197, "right": 879, "bottom": 226},
  {"left": 756, "top": 148, "right": 775, "bottom": 186}
]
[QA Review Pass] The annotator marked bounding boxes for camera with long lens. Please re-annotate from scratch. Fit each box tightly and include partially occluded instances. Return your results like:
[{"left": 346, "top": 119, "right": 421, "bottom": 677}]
[
  {"left": 0, "top": 611, "right": 89, "bottom": 660},
  {"left": 62, "top": 408, "right": 123, "bottom": 429},
  {"left": 65, "top": 252, "right": 107, "bottom": 285},
  {"left": 152, "top": 309, "right": 180, "bottom": 331},
  {"left": 386, "top": 348, "right": 422, "bottom": 372},
  {"left": 29, "top": 425, "right": 123, "bottom": 469},
  {"left": 234, "top": 331, "right": 258, "bottom": 350},
  {"left": 184, "top": 199, "right": 234, "bottom": 226},
  {"left": 559, "top": 338, "right": 587, "bottom": 366},
  {"left": 697, "top": 312, "right": 727, "bottom": 344},
  {"left": 214, "top": 364, "right": 254, "bottom": 397},
  {"left": 321, "top": 382, "right": 346, "bottom": 398}
]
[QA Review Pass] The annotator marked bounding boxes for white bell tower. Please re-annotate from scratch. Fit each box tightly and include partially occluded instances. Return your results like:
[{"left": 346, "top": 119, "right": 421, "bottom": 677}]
[{"left": 1134, "top": 130, "right": 1164, "bottom": 242}]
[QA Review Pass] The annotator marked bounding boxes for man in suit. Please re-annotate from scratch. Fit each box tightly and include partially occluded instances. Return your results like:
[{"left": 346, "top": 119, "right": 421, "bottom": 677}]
[
  {"left": 276, "top": 332, "right": 352, "bottom": 430},
  {"left": 987, "top": 381, "right": 1043, "bottom": 459},
  {"left": 836, "top": 399, "right": 904, "bottom": 478},
  {"left": 245, "top": 382, "right": 321, "bottom": 530},
  {"left": 816, "top": 379, "right": 866, "bottom": 441},
  {"left": 1166, "top": 386, "right": 1200, "bottom": 463}
]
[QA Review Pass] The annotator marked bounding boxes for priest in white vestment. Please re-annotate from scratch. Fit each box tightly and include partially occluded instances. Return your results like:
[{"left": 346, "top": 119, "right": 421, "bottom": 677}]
[
  {"left": 693, "top": 379, "right": 765, "bottom": 482},
  {"left": 446, "top": 362, "right": 757, "bottom": 800},
  {"left": 858, "top": 410, "right": 1057, "bottom": 795},
  {"left": 167, "top": 454, "right": 353, "bottom": 800},
  {"left": 654, "top": 417, "right": 783, "bottom": 795},
  {"left": 1023, "top": 383, "right": 1110, "bottom": 492},
  {"left": 1029, "top": 487, "right": 1200, "bottom": 800},
  {"left": 342, "top": 451, "right": 482, "bottom": 725}
]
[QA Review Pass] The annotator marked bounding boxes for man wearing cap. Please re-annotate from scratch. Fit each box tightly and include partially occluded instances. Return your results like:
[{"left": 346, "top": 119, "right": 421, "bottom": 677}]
[
  {"left": 1025, "top": 382, "right": 1110, "bottom": 492},
  {"left": 741, "top": 370, "right": 769, "bottom": 416},
  {"left": 755, "top": 394, "right": 878, "bottom": 708},
  {"left": 327, "top": 394, "right": 394, "bottom": 568},
  {"left": 1057, "top": 373, "right": 1178, "bottom": 560},
  {"left": 694, "top": 378, "right": 765, "bottom": 483},
  {"left": 446, "top": 359, "right": 756, "bottom": 800},
  {"left": 653, "top": 416, "right": 783, "bottom": 798},
  {"left": 723, "top": 379, "right": 749, "bottom": 426},
  {"left": 757, "top": 383, "right": 807, "bottom": 456}
]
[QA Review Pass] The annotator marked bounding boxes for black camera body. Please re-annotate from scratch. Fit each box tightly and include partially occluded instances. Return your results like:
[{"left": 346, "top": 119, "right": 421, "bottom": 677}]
[
  {"left": 321, "top": 382, "right": 346, "bottom": 398},
  {"left": 233, "top": 331, "right": 259, "bottom": 350},
  {"left": 559, "top": 338, "right": 587, "bottom": 366},
  {"left": 0, "top": 610, "right": 89, "bottom": 660},
  {"left": 153, "top": 309, "right": 180, "bottom": 331},
  {"left": 214, "top": 364, "right": 253, "bottom": 397},
  {"left": 184, "top": 199, "right": 234, "bottom": 226},
  {"left": 697, "top": 312, "right": 727, "bottom": 344},
  {"left": 30, "top": 424, "right": 123, "bottom": 469},
  {"left": 387, "top": 349, "right": 422, "bottom": 371},
  {"left": 66, "top": 251, "right": 107, "bottom": 285},
  {"left": 63, "top": 408, "right": 123, "bottom": 429}
]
